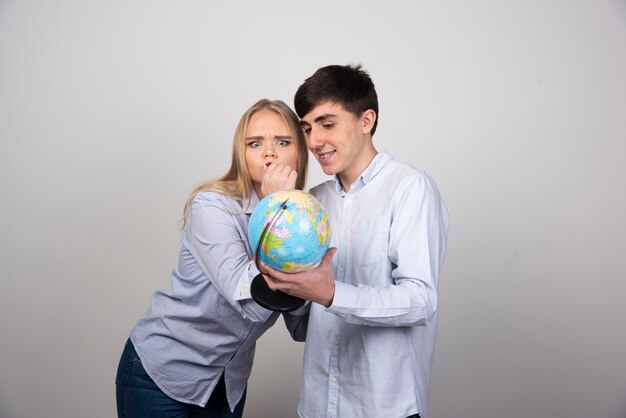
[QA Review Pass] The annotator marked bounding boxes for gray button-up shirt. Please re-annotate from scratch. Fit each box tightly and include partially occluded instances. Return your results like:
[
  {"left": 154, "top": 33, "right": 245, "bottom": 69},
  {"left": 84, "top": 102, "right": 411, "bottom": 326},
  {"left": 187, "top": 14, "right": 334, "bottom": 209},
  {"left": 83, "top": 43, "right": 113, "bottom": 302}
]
[{"left": 131, "top": 190, "right": 307, "bottom": 410}]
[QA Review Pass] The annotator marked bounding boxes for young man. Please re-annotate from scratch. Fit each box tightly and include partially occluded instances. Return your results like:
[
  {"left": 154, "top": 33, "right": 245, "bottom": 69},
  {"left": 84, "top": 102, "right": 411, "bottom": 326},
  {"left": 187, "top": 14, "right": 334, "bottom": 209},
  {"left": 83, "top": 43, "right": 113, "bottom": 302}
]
[{"left": 262, "top": 65, "right": 449, "bottom": 418}]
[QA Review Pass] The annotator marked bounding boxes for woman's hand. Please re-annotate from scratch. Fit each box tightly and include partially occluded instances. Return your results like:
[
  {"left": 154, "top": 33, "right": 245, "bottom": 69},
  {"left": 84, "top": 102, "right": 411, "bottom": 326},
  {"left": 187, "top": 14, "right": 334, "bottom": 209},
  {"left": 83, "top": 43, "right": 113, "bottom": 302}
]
[{"left": 260, "top": 162, "right": 298, "bottom": 198}]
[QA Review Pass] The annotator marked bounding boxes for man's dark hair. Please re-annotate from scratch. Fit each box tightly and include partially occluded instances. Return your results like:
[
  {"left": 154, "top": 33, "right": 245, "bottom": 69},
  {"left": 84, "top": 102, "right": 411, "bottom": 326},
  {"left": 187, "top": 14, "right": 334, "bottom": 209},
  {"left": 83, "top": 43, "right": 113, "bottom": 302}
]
[{"left": 294, "top": 64, "right": 379, "bottom": 136}]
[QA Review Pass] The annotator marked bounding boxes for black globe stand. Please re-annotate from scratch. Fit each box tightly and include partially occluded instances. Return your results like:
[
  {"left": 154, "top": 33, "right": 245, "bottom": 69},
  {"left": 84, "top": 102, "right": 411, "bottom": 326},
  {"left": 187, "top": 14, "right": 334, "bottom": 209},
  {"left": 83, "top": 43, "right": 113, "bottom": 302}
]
[{"left": 250, "top": 273, "right": 306, "bottom": 312}]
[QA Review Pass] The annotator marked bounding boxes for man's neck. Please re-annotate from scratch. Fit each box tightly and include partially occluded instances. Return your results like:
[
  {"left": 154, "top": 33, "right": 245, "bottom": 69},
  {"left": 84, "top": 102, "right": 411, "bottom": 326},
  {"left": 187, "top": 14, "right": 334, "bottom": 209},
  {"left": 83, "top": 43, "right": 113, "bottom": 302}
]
[{"left": 338, "top": 148, "right": 378, "bottom": 192}]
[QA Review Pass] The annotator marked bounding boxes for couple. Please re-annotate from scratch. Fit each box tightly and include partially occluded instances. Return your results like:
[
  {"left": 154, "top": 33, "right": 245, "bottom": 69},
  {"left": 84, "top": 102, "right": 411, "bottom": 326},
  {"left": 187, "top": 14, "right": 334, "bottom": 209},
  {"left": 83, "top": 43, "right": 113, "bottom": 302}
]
[{"left": 115, "top": 64, "right": 449, "bottom": 418}]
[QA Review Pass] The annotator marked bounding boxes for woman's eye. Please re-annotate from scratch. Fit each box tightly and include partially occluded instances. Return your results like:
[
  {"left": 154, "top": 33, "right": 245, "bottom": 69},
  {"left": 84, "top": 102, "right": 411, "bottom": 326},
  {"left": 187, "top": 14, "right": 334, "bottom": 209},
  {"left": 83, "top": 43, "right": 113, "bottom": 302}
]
[
  {"left": 247, "top": 141, "right": 261, "bottom": 148},
  {"left": 277, "top": 139, "right": 291, "bottom": 146}
]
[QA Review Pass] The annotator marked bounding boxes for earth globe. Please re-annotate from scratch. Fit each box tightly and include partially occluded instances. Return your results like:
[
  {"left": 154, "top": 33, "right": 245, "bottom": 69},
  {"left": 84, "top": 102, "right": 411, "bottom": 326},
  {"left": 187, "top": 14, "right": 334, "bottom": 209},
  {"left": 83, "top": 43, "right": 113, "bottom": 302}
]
[{"left": 248, "top": 189, "right": 331, "bottom": 311}]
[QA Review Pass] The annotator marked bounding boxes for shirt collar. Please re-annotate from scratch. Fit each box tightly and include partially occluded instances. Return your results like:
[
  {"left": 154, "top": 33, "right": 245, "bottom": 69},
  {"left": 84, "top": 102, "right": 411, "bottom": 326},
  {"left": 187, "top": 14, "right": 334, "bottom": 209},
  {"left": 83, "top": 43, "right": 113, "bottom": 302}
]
[
  {"left": 332, "top": 151, "right": 393, "bottom": 194},
  {"left": 244, "top": 189, "right": 261, "bottom": 215}
]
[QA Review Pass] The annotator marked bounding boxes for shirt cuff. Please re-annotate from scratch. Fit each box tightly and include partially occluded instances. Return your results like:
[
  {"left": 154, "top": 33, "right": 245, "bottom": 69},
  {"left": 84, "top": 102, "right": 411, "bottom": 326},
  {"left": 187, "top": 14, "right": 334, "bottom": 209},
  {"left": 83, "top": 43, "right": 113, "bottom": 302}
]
[
  {"left": 233, "top": 261, "right": 258, "bottom": 301},
  {"left": 326, "top": 280, "right": 358, "bottom": 314}
]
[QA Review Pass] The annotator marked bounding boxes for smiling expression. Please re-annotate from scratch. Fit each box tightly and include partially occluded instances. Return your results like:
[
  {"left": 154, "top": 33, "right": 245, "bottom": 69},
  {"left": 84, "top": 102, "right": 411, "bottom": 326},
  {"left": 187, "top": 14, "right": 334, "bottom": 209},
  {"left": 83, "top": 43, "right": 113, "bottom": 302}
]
[{"left": 299, "top": 101, "right": 377, "bottom": 190}]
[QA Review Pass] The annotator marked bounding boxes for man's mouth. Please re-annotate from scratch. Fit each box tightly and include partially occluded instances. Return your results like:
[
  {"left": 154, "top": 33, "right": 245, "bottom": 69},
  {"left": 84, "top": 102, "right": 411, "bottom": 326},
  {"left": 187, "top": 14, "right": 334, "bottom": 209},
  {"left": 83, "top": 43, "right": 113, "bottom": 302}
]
[{"left": 318, "top": 151, "right": 335, "bottom": 161}]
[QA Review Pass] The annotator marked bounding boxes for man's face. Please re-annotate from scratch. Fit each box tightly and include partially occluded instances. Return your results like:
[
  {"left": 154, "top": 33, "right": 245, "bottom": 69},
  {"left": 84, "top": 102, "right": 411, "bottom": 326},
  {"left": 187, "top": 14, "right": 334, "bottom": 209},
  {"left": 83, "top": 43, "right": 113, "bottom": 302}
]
[{"left": 300, "top": 101, "right": 375, "bottom": 186}]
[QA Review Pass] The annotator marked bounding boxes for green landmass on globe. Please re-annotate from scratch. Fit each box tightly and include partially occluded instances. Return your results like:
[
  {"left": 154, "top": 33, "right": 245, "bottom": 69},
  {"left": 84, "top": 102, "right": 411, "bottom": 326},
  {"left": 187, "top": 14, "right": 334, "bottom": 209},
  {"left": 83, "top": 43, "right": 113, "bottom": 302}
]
[{"left": 248, "top": 190, "right": 331, "bottom": 273}]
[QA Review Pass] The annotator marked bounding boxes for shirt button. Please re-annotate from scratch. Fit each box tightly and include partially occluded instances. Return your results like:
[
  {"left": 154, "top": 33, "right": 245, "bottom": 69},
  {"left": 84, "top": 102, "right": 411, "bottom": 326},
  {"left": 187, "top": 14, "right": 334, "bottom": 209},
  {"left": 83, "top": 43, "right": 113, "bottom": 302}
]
[
  {"left": 330, "top": 376, "right": 336, "bottom": 382},
  {"left": 227, "top": 265, "right": 233, "bottom": 271}
]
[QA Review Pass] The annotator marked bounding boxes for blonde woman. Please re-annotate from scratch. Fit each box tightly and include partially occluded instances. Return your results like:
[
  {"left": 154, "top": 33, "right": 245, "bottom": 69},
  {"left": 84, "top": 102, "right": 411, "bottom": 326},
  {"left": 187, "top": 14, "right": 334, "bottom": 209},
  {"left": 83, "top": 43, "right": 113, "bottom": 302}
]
[{"left": 115, "top": 99, "right": 309, "bottom": 418}]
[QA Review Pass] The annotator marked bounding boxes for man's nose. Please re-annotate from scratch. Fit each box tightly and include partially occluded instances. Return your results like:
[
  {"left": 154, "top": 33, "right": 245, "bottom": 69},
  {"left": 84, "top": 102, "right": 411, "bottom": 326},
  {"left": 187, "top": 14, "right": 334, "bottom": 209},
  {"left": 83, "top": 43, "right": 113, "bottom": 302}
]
[{"left": 307, "top": 128, "right": 324, "bottom": 148}]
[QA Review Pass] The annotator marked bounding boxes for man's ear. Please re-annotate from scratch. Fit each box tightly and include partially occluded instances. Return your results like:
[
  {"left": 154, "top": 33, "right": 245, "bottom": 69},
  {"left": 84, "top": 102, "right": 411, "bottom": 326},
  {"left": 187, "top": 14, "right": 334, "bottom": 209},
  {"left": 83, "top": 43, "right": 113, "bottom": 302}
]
[{"left": 361, "top": 109, "right": 377, "bottom": 134}]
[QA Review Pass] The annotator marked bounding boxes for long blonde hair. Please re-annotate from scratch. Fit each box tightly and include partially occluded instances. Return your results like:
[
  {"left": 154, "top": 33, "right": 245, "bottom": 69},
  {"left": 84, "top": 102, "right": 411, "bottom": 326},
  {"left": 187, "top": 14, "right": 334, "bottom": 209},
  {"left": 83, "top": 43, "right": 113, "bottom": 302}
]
[{"left": 182, "top": 99, "right": 308, "bottom": 228}]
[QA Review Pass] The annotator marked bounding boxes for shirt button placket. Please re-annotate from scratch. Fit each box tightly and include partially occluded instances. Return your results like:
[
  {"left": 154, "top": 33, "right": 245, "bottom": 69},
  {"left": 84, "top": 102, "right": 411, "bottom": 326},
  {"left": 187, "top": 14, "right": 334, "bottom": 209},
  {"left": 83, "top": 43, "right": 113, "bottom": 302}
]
[
  {"left": 327, "top": 339, "right": 340, "bottom": 418},
  {"left": 328, "top": 194, "right": 350, "bottom": 418},
  {"left": 337, "top": 196, "right": 351, "bottom": 281}
]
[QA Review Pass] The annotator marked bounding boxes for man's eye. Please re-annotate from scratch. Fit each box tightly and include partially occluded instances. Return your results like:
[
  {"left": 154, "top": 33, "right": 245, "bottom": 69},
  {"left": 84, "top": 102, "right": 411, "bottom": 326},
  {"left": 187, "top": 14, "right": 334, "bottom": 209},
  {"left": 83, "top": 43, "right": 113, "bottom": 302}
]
[
  {"left": 302, "top": 127, "right": 311, "bottom": 134},
  {"left": 323, "top": 123, "right": 334, "bottom": 129}
]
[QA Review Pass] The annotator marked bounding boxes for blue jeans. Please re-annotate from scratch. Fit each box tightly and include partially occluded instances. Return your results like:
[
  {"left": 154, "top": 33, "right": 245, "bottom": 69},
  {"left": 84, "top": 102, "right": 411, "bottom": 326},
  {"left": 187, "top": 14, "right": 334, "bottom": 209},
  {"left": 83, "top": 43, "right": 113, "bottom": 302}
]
[{"left": 115, "top": 339, "right": 246, "bottom": 418}]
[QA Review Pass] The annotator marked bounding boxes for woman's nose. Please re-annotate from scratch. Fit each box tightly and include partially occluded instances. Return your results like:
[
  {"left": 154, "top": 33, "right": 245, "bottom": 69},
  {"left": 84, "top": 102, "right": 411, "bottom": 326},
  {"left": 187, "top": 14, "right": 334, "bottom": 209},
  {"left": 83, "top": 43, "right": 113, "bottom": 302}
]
[{"left": 263, "top": 147, "right": 276, "bottom": 157}]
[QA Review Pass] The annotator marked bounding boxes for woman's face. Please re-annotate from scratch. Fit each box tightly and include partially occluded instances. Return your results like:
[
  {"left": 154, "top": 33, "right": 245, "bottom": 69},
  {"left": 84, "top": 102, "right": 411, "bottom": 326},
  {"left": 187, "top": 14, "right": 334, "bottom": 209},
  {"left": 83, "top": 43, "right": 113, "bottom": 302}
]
[{"left": 245, "top": 109, "right": 299, "bottom": 196}]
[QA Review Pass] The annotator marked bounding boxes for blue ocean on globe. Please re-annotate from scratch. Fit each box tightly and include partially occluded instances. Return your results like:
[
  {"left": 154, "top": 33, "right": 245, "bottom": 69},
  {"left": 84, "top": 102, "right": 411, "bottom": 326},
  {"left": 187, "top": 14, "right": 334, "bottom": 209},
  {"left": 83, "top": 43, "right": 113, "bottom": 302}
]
[{"left": 248, "top": 190, "right": 331, "bottom": 273}]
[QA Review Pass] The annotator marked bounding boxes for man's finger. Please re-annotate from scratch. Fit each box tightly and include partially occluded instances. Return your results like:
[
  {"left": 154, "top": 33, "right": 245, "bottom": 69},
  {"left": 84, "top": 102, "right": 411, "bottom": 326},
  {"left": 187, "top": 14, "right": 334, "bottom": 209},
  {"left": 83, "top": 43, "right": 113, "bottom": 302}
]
[
  {"left": 262, "top": 273, "right": 277, "bottom": 289},
  {"left": 260, "top": 263, "right": 283, "bottom": 280},
  {"left": 321, "top": 247, "right": 337, "bottom": 265}
]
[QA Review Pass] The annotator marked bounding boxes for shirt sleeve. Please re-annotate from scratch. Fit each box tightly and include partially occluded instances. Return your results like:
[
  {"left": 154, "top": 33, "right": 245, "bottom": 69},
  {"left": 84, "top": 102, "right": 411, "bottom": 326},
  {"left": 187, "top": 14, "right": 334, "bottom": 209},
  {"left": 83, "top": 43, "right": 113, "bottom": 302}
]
[
  {"left": 187, "top": 195, "right": 274, "bottom": 322},
  {"left": 326, "top": 174, "right": 449, "bottom": 327},
  {"left": 281, "top": 302, "right": 311, "bottom": 342}
]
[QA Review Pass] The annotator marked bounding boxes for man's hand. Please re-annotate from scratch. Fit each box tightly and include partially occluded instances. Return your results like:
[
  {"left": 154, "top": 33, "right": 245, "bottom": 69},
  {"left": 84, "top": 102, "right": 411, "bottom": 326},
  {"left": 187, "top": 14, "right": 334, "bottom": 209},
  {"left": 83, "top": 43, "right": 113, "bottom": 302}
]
[
  {"left": 261, "top": 247, "right": 337, "bottom": 307},
  {"left": 260, "top": 163, "right": 298, "bottom": 198}
]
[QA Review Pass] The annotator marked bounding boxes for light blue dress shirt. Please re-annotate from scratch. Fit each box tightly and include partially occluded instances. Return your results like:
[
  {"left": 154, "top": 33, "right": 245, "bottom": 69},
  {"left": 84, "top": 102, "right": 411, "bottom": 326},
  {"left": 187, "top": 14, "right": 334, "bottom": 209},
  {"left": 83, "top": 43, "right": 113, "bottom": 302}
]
[
  {"left": 130, "top": 190, "right": 307, "bottom": 410},
  {"left": 299, "top": 151, "right": 449, "bottom": 418}
]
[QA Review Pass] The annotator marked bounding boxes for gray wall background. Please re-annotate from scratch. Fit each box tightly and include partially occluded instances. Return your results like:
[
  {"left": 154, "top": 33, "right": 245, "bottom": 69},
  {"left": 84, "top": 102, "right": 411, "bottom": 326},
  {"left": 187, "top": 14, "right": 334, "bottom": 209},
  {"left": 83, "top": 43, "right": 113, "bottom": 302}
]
[{"left": 1, "top": 1, "right": 625, "bottom": 417}]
